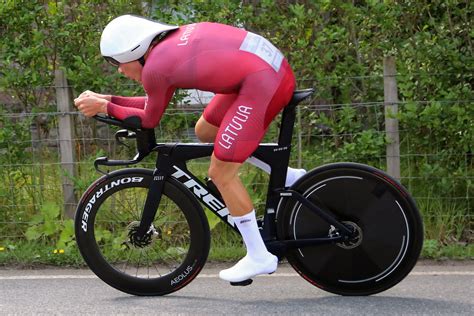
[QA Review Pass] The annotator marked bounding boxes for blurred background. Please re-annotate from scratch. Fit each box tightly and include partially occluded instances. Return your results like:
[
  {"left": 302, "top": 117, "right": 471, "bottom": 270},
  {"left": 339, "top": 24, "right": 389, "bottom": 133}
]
[{"left": 0, "top": 0, "right": 471, "bottom": 264}]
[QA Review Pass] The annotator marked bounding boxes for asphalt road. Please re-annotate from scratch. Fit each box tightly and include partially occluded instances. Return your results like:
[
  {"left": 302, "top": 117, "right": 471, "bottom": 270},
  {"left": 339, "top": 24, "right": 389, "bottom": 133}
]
[{"left": 0, "top": 262, "right": 473, "bottom": 315}]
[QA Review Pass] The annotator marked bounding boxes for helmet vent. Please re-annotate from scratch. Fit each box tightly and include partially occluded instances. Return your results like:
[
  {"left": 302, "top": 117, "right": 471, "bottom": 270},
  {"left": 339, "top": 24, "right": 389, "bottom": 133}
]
[{"left": 131, "top": 45, "right": 140, "bottom": 52}]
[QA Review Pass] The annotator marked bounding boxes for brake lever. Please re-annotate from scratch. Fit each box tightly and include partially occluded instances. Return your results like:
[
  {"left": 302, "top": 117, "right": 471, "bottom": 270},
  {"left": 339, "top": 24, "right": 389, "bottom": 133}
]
[
  {"left": 94, "top": 152, "right": 145, "bottom": 174},
  {"left": 115, "top": 129, "right": 137, "bottom": 148}
]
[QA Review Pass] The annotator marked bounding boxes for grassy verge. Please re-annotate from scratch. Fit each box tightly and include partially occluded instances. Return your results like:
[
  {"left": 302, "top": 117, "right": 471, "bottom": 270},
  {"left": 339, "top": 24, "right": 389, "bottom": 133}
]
[
  {"left": 0, "top": 241, "right": 84, "bottom": 267},
  {"left": 0, "top": 239, "right": 471, "bottom": 268},
  {"left": 421, "top": 239, "right": 473, "bottom": 260}
]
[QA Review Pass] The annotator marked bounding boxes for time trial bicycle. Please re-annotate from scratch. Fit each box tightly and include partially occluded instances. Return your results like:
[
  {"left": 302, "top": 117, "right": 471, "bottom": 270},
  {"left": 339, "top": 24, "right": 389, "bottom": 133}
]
[{"left": 74, "top": 88, "right": 423, "bottom": 296}]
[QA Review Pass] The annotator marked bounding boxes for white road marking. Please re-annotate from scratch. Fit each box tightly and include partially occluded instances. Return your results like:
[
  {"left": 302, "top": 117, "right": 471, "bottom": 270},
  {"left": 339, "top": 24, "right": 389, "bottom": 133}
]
[{"left": 0, "top": 271, "right": 472, "bottom": 280}]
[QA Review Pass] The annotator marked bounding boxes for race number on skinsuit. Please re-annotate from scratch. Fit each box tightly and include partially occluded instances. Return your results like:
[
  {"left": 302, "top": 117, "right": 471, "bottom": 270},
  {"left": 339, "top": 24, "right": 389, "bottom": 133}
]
[{"left": 240, "top": 32, "right": 284, "bottom": 72}]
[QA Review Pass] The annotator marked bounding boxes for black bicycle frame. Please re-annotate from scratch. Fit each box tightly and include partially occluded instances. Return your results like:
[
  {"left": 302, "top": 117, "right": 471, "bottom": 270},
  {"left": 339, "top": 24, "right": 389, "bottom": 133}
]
[{"left": 93, "top": 89, "right": 355, "bottom": 256}]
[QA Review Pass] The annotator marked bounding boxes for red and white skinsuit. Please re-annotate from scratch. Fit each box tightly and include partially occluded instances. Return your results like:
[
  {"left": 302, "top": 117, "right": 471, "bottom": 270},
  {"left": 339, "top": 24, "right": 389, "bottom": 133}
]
[{"left": 107, "top": 22, "right": 295, "bottom": 162}]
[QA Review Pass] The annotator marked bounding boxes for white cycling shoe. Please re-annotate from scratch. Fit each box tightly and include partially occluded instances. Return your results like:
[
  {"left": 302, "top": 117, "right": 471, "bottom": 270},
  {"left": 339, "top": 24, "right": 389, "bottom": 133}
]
[
  {"left": 285, "top": 168, "right": 307, "bottom": 187},
  {"left": 219, "top": 253, "right": 278, "bottom": 283}
]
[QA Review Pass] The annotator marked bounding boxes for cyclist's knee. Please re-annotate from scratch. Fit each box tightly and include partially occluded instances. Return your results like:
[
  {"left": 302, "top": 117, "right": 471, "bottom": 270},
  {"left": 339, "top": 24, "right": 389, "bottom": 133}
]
[
  {"left": 208, "top": 155, "right": 241, "bottom": 187},
  {"left": 195, "top": 116, "right": 218, "bottom": 143}
]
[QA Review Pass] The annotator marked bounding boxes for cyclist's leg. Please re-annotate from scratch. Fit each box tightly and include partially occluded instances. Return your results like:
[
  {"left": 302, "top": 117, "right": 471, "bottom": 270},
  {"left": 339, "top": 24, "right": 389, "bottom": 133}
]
[
  {"left": 210, "top": 65, "right": 295, "bottom": 282},
  {"left": 198, "top": 91, "right": 304, "bottom": 185},
  {"left": 198, "top": 121, "right": 305, "bottom": 185},
  {"left": 208, "top": 156, "right": 252, "bottom": 216},
  {"left": 212, "top": 64, "right": 294, "bottom": 163},
  {"left": 198, "top": 109, "right": 303, "bottom": 183},
  {"left": 208, "top": 155, "right": 277, "bottom": 283},
  {"left": 194, "top": 116, "right": 218, "bottom": 143},
  {"left": 196, "top": 94, "right": 237, "bottom": 143}
]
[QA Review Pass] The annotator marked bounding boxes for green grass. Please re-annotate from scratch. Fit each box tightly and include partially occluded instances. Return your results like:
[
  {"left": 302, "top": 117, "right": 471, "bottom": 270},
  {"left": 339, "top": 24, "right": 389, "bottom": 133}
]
[
  {"left": 0, "top": 241, "right": 84, "bottom": 267},
  {"left": 417, "top": 198, "right": 472, "bottom": 245},
  {"left": 1, "top": 237, "right": 472, "bottom": 268},
  {"left": 208, "top": 222, "right": 246, "bottom": 262},
  {"left": 421, "top": 239, "right": 473, "bottom": 260}
]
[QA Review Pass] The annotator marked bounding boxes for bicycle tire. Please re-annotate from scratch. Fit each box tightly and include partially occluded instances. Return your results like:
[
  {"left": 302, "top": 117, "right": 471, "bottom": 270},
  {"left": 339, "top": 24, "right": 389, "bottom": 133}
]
[
  {"left": 277, "top": 162, "right": 423, "bottom": 296},
  {"left": 75, "top": 168, "right": 210, "bottom": 296}
]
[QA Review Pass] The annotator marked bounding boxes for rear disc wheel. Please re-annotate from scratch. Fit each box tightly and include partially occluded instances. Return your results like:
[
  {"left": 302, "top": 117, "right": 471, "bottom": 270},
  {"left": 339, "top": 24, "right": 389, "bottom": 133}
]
[{"left": 277, "top": 163, "right": 423, "bottom": 295}]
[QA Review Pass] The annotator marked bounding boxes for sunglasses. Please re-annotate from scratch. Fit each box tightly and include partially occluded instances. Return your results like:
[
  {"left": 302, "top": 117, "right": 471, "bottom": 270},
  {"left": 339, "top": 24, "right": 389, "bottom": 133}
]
[{"left": 104, "top": 56, "right": 120, "bottom": 66}]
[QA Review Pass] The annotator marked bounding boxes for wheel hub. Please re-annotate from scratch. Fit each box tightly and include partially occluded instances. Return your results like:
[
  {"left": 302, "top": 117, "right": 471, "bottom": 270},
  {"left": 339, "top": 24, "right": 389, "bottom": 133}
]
[
  {"left": 328, "top": 221, "right": 363, "bottom": 249},
  {"left": 126, "top": 221, "right": 159, "bottom": 248}
]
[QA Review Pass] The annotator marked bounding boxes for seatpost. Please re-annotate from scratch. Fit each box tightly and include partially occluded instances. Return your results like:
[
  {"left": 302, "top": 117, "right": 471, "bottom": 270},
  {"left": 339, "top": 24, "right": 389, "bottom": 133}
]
[
  {"left": 277, "top": 103, "right": 297, "bottom": 146},
  {"left": 277, "top": 88, "right": 315, "bottom": 146}
]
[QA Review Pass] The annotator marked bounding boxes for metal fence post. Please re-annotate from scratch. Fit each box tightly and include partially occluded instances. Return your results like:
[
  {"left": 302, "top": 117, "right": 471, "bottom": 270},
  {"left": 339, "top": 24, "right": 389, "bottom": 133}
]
[
  {"left": 55, "top": 69, "right": 77, "bottom": 218},
  {"left": 383, "top": 56, "right": 401, "bottom": 180}
]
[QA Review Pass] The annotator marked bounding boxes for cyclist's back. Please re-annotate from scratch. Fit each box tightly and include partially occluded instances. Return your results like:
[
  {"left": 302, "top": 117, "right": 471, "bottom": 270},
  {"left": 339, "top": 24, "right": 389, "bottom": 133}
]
[{"left": 148, "top": 22, "right": 285, "bottom": 91}]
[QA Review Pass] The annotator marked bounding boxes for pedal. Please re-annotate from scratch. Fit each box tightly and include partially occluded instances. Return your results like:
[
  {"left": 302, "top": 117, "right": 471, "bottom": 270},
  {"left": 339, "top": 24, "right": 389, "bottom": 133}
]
[{"left": 230, "top": 279, "right": 253, "bottom": 286}]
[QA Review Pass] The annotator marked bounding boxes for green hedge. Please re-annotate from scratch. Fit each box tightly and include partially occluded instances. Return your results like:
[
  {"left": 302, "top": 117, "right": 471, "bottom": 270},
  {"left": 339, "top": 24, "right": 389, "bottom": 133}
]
[{"left": 0, "top": 1, "right": 472, "bottom": 259}]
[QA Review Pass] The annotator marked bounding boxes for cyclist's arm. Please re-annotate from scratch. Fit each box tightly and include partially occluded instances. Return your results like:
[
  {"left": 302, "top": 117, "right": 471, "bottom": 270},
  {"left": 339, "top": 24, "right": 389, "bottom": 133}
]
[
  {"left": 110, "top": 96, "right": 147, "bottom": 109},
  {"left": 107, "top": 75, "right": 175, "bottom": 129},
  {"left": 77, "top": 90, "right": 147, "bottom": 109}
]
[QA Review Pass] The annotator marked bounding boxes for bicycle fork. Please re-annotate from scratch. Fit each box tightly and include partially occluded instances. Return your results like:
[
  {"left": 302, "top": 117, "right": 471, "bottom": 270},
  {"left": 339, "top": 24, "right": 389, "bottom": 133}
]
[{"left": 134, "top": 153, "right": 175, "bottom": 240}]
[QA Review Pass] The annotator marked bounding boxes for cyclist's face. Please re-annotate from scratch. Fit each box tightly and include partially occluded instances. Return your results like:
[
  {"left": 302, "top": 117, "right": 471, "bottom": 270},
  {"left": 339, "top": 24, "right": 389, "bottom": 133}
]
[{"left": 118, "top": 61, "right": 142, "bottom": 82}]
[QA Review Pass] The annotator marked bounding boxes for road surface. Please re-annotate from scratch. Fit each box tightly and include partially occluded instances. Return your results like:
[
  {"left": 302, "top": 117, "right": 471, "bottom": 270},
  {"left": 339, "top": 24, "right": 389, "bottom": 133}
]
[{"left": 0, "top": 261, "right": 472, "bottom": 315}]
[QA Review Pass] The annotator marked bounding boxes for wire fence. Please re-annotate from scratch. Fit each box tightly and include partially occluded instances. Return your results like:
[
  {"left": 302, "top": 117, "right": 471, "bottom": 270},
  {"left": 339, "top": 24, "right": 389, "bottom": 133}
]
[{"left": 0, "top": 69, "right": 472, "bottom": 246}]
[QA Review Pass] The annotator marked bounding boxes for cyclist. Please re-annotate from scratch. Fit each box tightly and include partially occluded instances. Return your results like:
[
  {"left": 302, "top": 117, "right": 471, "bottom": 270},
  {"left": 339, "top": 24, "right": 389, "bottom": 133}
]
[{"left": 74, "top": 15, "right": 305, "bottom": 283}]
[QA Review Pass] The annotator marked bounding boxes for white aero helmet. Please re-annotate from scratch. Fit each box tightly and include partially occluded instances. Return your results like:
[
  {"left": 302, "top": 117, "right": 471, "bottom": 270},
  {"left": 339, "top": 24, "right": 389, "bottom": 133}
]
[{"left": 100, "top": 15, "right": 179, "bottom": 65}]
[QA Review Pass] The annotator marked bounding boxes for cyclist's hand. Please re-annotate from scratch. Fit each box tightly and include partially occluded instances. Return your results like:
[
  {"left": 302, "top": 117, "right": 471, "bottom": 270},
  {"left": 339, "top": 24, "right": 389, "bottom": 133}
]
[
  {"left": 74, "top": 95, "right": 108, "bottom": 117},
  {"left": 77, "top": 90, "right": 111, "bottom": 101}
]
